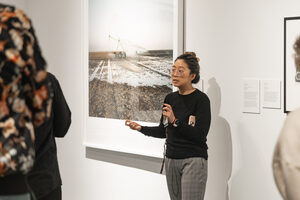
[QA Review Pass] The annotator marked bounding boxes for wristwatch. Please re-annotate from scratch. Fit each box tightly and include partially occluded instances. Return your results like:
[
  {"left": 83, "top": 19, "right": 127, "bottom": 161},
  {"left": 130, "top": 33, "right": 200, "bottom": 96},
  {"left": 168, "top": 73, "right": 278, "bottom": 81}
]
[
  {"left": 172, "top": 119, "right": 180, "bottom": 127},
  {"left": 296, "top": 71, "right": 300, "bottom": 82}
]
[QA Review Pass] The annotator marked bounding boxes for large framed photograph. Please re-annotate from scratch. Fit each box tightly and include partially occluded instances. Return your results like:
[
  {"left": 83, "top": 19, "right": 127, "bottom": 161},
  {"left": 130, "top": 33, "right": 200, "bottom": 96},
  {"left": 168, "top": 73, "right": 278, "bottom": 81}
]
[
  {"left": 284, "top": 16, "right": 300, "bottom": 113},
  {"left": 82, "top": 0, "right": 184, "bottom": 157}
]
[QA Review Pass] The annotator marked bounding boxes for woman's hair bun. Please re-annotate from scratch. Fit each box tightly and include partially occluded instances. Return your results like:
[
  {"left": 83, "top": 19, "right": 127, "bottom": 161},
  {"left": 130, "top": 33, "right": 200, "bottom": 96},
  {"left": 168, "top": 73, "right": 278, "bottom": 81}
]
[{"left": 184, "top": 51, "right": 200, "bottom": 61}]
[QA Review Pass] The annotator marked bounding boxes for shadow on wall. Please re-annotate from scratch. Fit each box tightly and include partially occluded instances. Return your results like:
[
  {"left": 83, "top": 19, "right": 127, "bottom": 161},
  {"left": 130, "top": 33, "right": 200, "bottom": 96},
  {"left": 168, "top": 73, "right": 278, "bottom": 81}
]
[
  {"left": 228, "top": 123, "right": 271, "bottom": 200},
  {"left": 205, "top": 77, "right": 233, "bottom": 200},
  {"left": 86, "top": 147, "right": 164, "bottom": 174}
]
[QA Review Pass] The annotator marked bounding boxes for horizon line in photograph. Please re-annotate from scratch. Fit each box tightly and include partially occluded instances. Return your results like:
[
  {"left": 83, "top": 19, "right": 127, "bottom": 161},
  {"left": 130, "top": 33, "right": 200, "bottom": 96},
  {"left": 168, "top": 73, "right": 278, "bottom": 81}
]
[{"left": 88, "top": 0, "right": 173, "bottom": 122}]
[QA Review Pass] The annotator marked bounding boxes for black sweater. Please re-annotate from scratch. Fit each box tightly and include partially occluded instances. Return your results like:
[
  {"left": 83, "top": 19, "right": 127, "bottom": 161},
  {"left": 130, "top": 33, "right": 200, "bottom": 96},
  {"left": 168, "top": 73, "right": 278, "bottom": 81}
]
[{"left": 141, "top": 89, "right": 211, "bottom": 159}]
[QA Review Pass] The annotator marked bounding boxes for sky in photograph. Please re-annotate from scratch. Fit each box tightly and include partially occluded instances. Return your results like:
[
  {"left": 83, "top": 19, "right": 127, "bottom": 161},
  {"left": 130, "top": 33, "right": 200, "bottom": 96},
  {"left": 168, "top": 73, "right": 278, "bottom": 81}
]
[{"left": 89, "top": 0, "right": 173, "bottom": 52}]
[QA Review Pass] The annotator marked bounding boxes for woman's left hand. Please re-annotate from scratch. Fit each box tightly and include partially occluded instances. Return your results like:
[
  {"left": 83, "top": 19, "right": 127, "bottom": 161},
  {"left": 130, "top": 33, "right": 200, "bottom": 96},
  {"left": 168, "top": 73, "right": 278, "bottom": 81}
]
[{"left": 163, "top": 104, "right": 176, "bottom": 123}]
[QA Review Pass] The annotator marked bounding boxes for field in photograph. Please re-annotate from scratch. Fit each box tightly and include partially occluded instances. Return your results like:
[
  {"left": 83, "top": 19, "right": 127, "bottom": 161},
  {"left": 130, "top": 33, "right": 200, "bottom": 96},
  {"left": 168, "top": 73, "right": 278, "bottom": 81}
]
[{"left": 89, "top": 52, "right": 173, "bottom": 122}]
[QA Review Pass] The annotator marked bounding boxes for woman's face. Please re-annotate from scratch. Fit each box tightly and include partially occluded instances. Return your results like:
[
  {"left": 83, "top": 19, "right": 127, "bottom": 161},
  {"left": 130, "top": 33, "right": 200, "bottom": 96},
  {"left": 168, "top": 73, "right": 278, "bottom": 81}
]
[
  {"left": 294, "top": 40, "right": 300, "bottom": 71},
  {"left": 295, "top": 54, "right": 300, "bottom": 71},
  {"left": 171, "top": 59, "right": 196, "bottom": 88}
]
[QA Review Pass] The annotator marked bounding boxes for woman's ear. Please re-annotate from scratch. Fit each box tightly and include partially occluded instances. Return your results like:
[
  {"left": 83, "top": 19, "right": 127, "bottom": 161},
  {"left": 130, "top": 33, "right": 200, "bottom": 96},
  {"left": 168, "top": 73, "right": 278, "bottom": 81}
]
[{"left": 190, "top": 73, "right": 196, "bottom": 81}]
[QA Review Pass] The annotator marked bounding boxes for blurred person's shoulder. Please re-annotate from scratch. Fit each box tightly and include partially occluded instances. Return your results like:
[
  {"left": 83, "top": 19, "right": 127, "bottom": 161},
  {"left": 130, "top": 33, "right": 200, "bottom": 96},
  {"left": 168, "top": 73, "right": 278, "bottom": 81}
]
[
  {"left": 280, "top": 108, "right": 300, "bottom": 140},
  {"left": 290, "top": 107, "right": 300, "bottom": 114},
  {"left": 46, "top": 72, "right": 60, "bottom": 85},
  {"left": 47, "top": 72, "right": 57, "bottom": 80},
  {"left": 286, "top": 107, "right": 300, "bottom": 124}
]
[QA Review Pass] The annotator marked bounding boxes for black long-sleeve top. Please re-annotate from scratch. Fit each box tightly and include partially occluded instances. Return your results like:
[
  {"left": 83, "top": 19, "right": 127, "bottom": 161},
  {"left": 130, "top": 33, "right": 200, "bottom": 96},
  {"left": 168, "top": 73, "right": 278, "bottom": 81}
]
[{"left": 141, "top": 89, "right": 211, "bottom": 159}]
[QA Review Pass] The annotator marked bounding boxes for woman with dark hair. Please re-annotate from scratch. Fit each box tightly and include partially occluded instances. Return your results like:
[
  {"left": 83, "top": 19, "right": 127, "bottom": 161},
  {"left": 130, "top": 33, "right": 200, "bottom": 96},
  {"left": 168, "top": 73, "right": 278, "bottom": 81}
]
[{"left": 125, "top": 52, "right": 211, "bottom": 200}]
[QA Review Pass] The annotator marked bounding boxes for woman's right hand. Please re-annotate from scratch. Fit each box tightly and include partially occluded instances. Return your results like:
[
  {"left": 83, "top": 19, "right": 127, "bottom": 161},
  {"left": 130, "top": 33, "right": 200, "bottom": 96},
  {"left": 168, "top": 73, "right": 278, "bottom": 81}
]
[{"left": 125, "top": 120, "right": 142, "bottom": 131}]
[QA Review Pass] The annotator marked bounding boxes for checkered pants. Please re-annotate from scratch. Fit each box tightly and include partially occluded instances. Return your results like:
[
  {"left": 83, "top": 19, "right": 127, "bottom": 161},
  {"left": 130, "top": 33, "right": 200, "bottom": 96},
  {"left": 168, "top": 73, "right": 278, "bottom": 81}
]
[{"left": 165, "top": 157, "right": 208, "bottom": 200}]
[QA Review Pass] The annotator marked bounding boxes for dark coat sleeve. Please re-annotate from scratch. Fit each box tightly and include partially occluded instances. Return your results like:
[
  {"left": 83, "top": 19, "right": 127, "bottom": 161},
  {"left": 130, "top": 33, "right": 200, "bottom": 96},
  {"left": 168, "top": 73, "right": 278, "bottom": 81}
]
[{"left": 48, "top": 73, "right": 71, "bottom": 138}]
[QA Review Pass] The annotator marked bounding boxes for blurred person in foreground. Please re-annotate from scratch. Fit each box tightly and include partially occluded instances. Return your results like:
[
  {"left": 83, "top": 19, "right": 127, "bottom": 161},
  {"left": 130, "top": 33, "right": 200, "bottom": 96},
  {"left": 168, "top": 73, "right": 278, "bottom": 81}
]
[
  {"left": 26, "top": 72, "right": 71, "bottom": 200},
  {"left": 0, "top": 4, "right": 52, "bottom": 200},
  {"left": 272, "top": 35, "right": 300, "bottom": 200}
]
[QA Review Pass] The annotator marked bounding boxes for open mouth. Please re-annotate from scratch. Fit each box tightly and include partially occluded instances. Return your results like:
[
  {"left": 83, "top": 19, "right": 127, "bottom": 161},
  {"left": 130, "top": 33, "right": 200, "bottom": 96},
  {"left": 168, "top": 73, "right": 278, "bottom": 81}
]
[{"left": 172, "top": 79, "right": 179, "bottom": 84}]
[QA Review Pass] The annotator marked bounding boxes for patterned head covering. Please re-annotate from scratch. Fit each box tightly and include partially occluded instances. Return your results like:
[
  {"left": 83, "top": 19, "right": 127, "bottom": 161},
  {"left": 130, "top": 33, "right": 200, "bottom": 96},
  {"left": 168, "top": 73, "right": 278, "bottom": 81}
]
[{"left": 0, "top": 4, "right": 52, "bottom": 176}]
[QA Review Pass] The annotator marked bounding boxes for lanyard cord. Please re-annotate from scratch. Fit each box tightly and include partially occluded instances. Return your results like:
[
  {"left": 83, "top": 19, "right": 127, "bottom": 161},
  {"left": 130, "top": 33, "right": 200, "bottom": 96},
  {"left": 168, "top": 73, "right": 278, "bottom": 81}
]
[{"left": 160, "top": 128, "right": 168, "bottom": 174}]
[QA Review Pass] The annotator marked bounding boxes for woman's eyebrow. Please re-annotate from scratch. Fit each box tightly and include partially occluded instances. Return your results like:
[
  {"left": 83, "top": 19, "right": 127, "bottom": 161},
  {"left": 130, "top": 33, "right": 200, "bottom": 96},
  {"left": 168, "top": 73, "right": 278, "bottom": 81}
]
[{"left": 178, "top": 66, "right": 185, "bottom": 69}]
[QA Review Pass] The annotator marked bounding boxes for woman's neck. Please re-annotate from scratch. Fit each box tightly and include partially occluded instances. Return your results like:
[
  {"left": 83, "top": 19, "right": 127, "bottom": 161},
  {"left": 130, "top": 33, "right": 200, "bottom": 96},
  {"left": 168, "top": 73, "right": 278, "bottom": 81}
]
[{"left": 178, "top": 84, "right": 195, "bottom": 95}]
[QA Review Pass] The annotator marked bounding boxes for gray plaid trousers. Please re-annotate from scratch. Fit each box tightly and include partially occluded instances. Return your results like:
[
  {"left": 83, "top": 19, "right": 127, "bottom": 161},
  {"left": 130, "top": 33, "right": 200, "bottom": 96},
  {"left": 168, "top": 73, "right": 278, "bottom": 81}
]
[{"left": 165, "top": 157, "right": 208, "bottom": 200}]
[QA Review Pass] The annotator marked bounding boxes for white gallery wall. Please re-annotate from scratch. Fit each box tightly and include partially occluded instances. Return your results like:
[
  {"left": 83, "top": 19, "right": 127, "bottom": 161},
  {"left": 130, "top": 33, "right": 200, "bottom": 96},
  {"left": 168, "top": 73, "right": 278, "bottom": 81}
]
[
  {"left": 1, "top": 0, "right": 300, "bottom": 199},
  {"left": 0, "top": 0, "right": 27, "bottom": 11},
  {"left": 184, "top": 1, "right": 299, "bottom": 199}
]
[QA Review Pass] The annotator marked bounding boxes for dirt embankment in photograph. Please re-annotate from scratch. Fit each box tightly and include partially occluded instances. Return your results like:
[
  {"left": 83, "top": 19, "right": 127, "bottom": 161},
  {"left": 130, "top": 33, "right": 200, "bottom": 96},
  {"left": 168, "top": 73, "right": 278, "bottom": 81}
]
[{"left": 89, "top": 80, "right": 172, "bottom": 122}]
